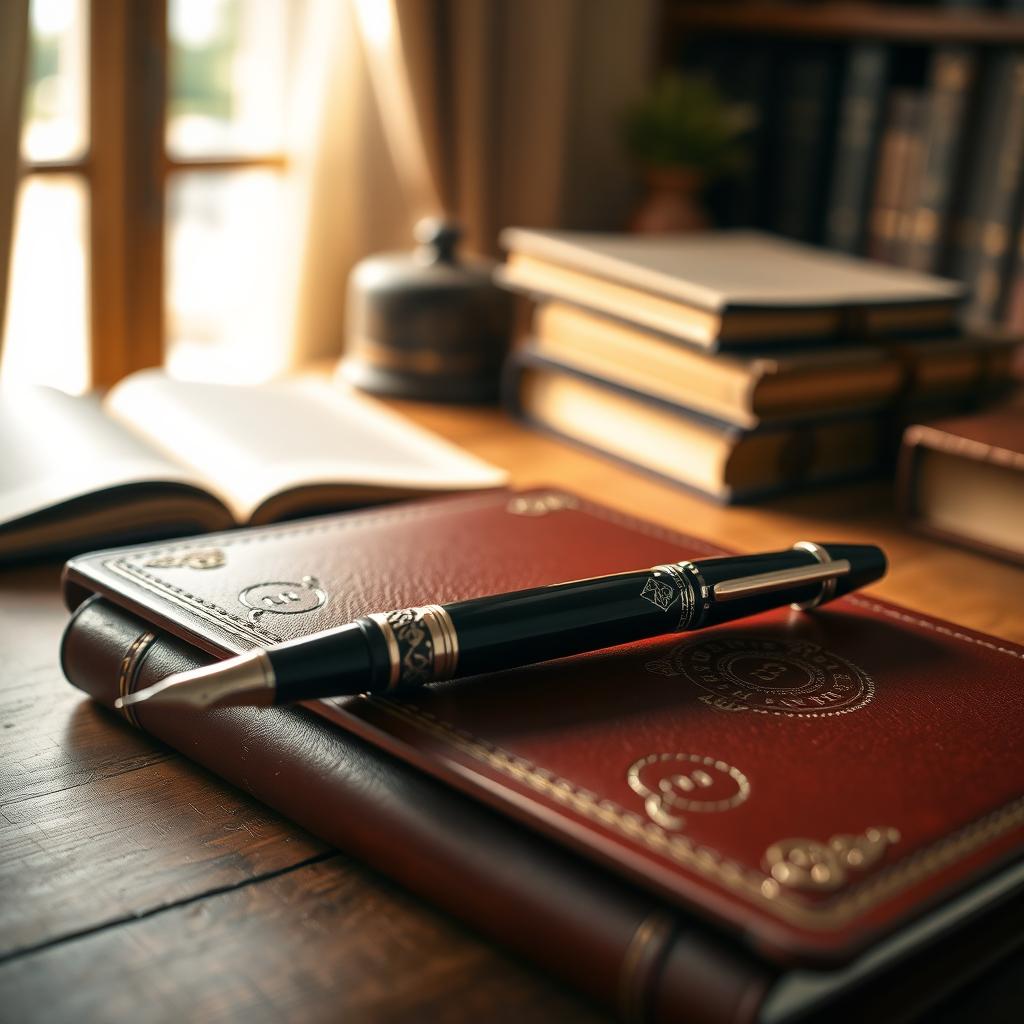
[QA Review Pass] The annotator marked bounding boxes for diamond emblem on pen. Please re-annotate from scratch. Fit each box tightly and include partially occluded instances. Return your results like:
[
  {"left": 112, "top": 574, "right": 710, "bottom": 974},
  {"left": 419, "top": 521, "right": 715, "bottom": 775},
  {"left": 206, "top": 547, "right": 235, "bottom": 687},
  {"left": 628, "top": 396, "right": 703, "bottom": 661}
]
[{"left": 641, "top": 576, "right": 677, "bottom": 612}]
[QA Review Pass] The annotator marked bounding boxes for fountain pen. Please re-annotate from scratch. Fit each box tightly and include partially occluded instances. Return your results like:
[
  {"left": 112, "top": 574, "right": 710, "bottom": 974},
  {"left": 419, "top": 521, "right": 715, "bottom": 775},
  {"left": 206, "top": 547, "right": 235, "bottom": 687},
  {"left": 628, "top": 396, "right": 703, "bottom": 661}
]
[{"left": 117, "top": 541, "right": 885, "bottom": 711}]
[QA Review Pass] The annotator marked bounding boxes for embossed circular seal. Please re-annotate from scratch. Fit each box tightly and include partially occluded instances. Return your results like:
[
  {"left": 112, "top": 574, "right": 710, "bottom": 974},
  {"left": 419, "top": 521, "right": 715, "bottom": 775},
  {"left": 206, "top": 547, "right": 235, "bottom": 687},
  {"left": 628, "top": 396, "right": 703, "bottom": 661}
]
[
  {"left": 627, "top": 753, "right": 749, "bottom": 829},
  {"left": 238, "top": 576, "right": 327, "bottom": 622},
  {"left": 646, "top": 636, "right": 874, "bottom": 717}
]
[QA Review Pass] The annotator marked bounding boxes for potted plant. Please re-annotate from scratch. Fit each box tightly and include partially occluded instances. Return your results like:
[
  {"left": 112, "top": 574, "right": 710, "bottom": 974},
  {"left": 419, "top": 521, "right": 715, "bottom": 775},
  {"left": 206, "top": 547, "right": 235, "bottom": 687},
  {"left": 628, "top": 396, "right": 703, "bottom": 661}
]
[{"left": 623, "top": 72, "right": 752, "bottom": 233}]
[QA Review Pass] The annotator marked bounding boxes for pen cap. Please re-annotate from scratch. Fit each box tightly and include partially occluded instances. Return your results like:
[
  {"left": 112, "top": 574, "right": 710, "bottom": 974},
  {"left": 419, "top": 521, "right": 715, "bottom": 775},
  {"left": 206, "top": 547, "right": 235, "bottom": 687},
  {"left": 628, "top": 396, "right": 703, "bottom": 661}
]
[{"left": 818, "top": 543, "right": 887, "bottom": 601}]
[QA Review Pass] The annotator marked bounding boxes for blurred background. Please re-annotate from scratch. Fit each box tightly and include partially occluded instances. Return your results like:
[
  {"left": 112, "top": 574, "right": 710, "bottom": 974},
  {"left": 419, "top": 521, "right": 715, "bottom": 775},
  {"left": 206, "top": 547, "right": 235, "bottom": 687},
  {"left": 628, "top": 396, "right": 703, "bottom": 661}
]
[
  {"left": 1, "top": 0, "right": 1023, "bottom": 395},
  {"left": 0, "top": 0, "right": 655, "bottom": 393}
]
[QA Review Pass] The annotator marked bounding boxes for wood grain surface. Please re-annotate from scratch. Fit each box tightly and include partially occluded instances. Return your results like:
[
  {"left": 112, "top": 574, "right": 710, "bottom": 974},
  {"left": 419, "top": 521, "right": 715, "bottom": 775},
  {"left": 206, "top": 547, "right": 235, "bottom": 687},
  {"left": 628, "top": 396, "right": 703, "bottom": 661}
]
[{"left": 1, "top": 404, "right": 1021, "bottom": 1022}]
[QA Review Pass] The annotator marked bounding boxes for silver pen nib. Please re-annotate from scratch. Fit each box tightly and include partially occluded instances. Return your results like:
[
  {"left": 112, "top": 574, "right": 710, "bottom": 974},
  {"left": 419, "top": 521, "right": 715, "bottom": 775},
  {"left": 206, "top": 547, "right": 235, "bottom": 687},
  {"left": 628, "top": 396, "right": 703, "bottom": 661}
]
[{"left": 115, "top": 649, "right": 276, "bottom": 711}]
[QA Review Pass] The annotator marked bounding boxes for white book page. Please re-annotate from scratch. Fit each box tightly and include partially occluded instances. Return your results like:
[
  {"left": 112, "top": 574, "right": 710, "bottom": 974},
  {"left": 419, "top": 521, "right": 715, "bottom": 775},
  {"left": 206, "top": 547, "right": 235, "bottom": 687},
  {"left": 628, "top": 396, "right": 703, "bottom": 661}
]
[
  {"left": 104, "top": 371, "right": 508, "bottom": 522},
  {"left": 0, "top": 386, "right": 206, "bottom": 527}
]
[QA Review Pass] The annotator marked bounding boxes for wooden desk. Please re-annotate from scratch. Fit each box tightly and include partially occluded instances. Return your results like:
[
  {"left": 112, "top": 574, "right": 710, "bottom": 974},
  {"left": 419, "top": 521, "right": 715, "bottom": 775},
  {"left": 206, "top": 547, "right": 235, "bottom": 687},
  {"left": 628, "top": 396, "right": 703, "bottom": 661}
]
[{"left": 1, "top": 404, "right": 1021, "bottom": 1022}]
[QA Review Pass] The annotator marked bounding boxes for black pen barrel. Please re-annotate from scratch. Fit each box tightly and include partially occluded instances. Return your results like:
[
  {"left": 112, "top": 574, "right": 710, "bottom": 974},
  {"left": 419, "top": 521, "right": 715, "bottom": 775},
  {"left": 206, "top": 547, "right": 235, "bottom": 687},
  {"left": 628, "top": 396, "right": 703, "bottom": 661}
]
[
  {"left": 268, "top": 621, "right": 384, "bottom": 702},
  {"left": 269, "top": 542, "right": 886, "bottom": 701},
  {"left": 448, "top": 544, "right": 884, "bottom": 678},
  {"left": 446, "top": 571, "right": 678, "bottom": 677}
]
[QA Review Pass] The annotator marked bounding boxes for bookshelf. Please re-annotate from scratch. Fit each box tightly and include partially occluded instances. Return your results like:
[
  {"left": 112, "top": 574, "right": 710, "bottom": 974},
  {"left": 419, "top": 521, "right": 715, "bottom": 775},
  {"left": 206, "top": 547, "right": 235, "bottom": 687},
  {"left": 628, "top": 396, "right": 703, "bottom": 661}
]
[
  {"left": 663, "top": 1, "right": 1024, "bottom": 332},
  {"left": 668, "top": 3, "right": 1024, "bottom": 46}
]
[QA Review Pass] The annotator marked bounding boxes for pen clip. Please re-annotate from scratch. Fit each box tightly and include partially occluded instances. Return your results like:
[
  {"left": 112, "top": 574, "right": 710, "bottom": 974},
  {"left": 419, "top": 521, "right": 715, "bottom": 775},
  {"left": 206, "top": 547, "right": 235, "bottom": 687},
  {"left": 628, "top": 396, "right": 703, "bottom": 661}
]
[{"left": 712, "top": 560, "right": 851, "bottom": 602}]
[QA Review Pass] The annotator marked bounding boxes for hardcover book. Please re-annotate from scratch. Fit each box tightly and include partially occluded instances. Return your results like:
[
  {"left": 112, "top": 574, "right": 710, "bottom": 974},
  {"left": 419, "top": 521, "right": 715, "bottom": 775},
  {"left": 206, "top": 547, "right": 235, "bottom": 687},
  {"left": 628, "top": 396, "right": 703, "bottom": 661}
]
[
  {"left": 950, "top": 52, "right": 1024, "bottom": 323},
  {"left": 520, "top": 305, "right": 1019, "bottom": 436},
  {"left": 498, "top": 229, "right": 965, "bottom": 351},
  {"left": 825, "top": 43, "right": 890, "bottom": 255},
  {"left": 60, "top": 490, "right": 1024, "bottom": 1022},
  {"left": 903, "top": 46, "right": 978, "bottom": 273},
  {"left": 507, "top": 353, "right": 884, "bottom": 503},
  {"left": 527, "top": 301, "right": 905, "bottom": 430},
  {"left": 1005, "top": 226, "right": 1024, "bottom": 331},
  {"left": 771, "top": 43, "right": 844, "bottom": 245},
  {"left": 868, "top": 89, "right": 926, "bottom": 266},
  {"left": 899, "top": 404, "right": 1024, "bottom": 564}
]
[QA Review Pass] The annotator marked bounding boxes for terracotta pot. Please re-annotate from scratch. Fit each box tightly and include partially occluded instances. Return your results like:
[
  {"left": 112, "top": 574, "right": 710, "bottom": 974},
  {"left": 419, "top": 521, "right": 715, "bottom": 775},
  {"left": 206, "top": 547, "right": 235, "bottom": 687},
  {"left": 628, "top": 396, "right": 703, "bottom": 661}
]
[{"left": 629, "top": 166, "right": 710, "bottom": 234}]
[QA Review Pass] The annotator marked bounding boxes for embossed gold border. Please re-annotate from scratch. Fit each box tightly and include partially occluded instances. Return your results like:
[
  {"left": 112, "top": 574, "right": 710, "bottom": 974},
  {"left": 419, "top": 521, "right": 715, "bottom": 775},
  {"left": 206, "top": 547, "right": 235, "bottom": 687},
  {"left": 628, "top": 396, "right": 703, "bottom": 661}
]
[
  {"left": 93, "top": 493, "right": 1024, "bottom": 932},
  {"left": 375, "top": 699, "right": 1024, "bottom": 931}
]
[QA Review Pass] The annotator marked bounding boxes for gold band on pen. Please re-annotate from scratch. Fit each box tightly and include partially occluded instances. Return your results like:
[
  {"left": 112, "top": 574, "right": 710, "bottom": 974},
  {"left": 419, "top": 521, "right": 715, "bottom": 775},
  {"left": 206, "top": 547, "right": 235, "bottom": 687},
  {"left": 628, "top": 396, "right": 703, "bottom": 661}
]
[
  {"left": 367, "top": 605, "right": 460, "bottom": 690},
  {"left": 368, "top": 612, "right": 403, "bottom": 689},
  {"left": 420, "top": 604, "right": 459, "bottom": 680},
  {"left": 790, "top": 540, "right": 842, "bottom": 610}
]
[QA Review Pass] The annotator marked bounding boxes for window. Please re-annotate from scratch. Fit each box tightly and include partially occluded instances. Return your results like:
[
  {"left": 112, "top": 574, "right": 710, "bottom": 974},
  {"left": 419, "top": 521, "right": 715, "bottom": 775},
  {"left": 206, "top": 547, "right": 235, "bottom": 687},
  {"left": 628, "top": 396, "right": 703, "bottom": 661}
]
[{"left": 2, "top": 0, "right": 293, "bottom": 393}]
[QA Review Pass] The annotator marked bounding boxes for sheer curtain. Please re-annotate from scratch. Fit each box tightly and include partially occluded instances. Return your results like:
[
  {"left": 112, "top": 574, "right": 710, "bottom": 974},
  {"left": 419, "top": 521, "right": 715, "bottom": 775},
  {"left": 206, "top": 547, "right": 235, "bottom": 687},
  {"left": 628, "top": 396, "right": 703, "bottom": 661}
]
[
  {"left": 0, "top": 1, "right": 29, "bottom": 349},
  {"left": 284, "top": 0, "right": 656, "bottom": 366},
  {"left": 0, "top": 0, "right": 654, "bottom": 376}
]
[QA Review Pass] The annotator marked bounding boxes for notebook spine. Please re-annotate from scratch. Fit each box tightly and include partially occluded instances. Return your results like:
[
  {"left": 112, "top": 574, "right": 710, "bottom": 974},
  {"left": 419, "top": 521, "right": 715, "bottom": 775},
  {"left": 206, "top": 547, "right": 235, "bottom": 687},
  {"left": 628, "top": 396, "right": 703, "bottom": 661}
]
[{"left": 60, "top": 597, "right": 772, "bottom": 1024}]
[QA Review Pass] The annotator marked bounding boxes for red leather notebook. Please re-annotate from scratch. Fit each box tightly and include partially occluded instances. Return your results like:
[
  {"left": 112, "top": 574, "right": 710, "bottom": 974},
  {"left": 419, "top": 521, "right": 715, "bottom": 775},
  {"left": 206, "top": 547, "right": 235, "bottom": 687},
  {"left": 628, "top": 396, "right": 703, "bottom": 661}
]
[{"left": 60, "top": 490, "right": 1024, "bottom": 1018}]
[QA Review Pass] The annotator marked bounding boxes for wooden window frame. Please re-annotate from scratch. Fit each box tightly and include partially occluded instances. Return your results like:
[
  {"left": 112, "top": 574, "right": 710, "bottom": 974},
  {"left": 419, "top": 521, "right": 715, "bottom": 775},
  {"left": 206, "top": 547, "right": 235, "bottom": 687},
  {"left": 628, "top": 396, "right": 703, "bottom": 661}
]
[{"left": 23, "top": 0, "right": 286, "bottom": 389}]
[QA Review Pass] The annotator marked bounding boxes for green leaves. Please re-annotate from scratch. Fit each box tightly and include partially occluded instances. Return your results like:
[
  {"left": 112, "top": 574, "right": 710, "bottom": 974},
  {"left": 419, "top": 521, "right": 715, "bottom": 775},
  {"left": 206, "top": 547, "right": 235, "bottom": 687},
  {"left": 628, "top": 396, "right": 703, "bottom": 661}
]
[{"left": 623, "top": 73, "right": 753, "bottom": 176}]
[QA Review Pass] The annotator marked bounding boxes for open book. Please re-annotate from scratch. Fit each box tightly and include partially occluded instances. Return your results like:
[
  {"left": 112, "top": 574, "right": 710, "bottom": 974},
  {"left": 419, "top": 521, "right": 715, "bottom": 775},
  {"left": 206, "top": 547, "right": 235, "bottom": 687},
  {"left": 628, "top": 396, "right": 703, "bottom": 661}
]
[{"left": 0, "top": 371, "right": 506, "bottom": 560}]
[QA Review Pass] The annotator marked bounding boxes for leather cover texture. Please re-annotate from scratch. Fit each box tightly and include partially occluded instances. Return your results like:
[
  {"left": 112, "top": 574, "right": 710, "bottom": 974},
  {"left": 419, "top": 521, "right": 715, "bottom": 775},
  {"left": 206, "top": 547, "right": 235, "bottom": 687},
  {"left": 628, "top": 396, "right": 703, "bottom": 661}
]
[
  {"left": 62, "top": 597, "right": 772, "bottom": 1024},
  {"left": 61, "top": 489, "right": 1024, "bottom": 969}
]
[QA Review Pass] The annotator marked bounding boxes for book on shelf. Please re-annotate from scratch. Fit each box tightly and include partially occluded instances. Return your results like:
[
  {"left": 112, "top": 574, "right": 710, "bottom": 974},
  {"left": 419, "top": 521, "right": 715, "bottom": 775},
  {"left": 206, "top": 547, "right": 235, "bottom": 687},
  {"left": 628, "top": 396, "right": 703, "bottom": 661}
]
[
  {"left": 1005, "top": 224, "right": 1024, "bottom": 332},
  {"left": 60, "top": 489, "right": 1024, "bottom": 1024},
  {"left": 684, "top": 20, "right": 1024, "bottom": 332},
  {"left": 825, "top": 42, "right": 891, "bottom": 255},
  {"left": 899, "top": 402, "right": 1024, "bottom": 564},
  {"left": 902, "top": 45, "right": 978, "bottom": 273},
  {"left": 506, "top": 352, "right": 884, "bottom": 504},
  {"left": 0, "top": 371, "right": 505, "bottom": 561},
  {"left": 868, "top": 88, "right": 926, "bottom": 265},
  {"left": 949, "top": 51, "right": 1024, "bottom": 323},
  {"left": 716, "top": 41, "right": 778, "bottom": 229},
  {"left": 497, "top": 229, "right": 965, "bottom": 352},
  {"left": 770, "top": 43, "right": 844, "bottom": 244}
]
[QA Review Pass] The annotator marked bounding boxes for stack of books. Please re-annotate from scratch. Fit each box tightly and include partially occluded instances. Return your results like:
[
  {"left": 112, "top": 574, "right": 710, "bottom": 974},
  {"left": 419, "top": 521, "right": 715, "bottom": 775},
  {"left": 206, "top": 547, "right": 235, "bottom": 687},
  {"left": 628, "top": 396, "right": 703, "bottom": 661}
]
[{"left": 498, "top": 229, "right": 1020, "bottom": 503}]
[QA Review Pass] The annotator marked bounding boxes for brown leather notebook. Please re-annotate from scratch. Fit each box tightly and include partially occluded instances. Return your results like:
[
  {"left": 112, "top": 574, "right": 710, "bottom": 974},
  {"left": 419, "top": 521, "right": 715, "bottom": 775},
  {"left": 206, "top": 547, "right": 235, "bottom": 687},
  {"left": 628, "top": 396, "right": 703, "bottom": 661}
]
[{"left": 60, "top": 491, "right": 1024, "bottom": 1021}]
